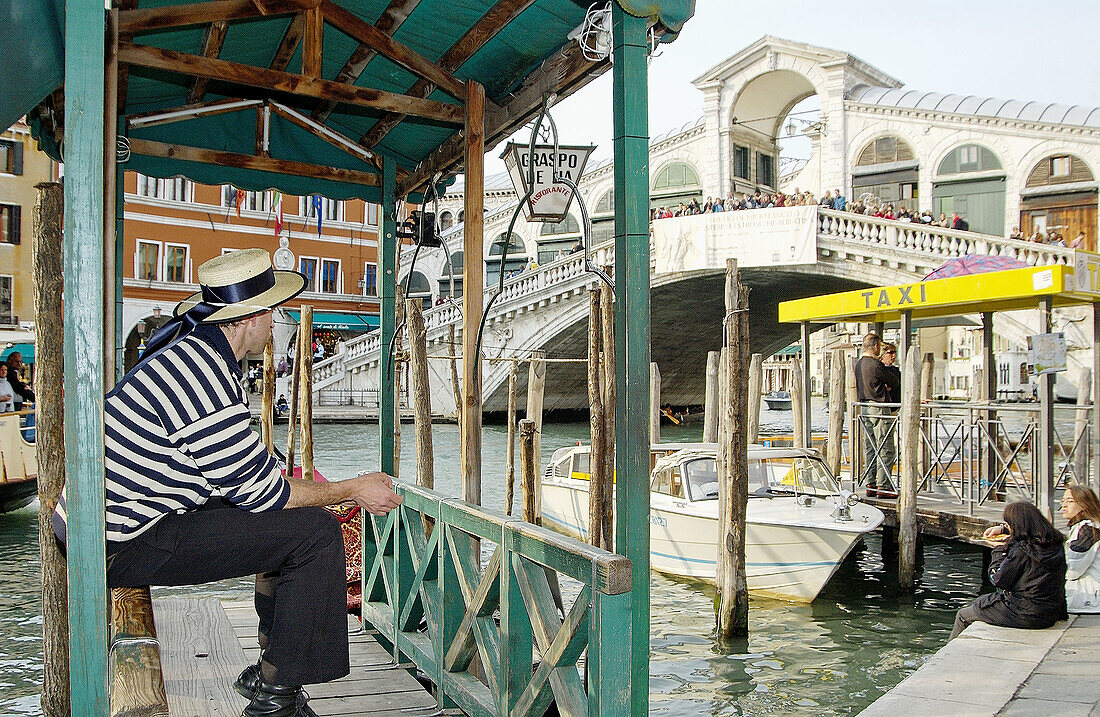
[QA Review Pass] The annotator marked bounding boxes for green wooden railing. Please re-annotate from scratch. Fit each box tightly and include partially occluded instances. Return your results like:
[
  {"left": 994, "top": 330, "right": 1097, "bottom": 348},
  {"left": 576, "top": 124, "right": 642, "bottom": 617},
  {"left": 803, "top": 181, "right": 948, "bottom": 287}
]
[{"left": 360, "top": 483, "right": 633, "bottom": 716}]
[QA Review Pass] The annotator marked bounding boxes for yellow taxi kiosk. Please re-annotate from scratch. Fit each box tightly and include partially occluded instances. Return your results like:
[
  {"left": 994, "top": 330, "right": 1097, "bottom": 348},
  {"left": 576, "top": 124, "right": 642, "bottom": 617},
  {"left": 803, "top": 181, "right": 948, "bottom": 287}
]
[{"left": 778, "top": 252, "right": 1100, "bottom": 517}]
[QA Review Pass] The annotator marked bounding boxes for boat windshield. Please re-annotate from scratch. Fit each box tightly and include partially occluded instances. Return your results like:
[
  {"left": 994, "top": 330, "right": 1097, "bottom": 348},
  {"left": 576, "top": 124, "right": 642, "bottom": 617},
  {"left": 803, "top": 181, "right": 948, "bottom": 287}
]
[
  {"left": 756, "top": 456, "right": 840, "bottom": 496},
  {"left": 683, "top": 458, "right": 768, "bottom": 501}
]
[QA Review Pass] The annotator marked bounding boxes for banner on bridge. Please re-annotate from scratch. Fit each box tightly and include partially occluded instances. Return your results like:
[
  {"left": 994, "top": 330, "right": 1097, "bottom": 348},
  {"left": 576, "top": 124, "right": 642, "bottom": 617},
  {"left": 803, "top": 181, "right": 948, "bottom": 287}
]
[{"left": 653, "top": 205, "right": 818, "bottom": 273}]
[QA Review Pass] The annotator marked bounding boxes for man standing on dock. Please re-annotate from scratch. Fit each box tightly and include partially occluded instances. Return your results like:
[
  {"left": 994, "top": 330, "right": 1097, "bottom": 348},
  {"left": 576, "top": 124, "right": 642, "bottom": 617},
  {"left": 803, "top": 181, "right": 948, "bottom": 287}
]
[
  {"left": 854, "top": 332, "right": 900, "bottom": 497},
  {"left": 53, "top": 249, "right": 402, "bottom": 717}
]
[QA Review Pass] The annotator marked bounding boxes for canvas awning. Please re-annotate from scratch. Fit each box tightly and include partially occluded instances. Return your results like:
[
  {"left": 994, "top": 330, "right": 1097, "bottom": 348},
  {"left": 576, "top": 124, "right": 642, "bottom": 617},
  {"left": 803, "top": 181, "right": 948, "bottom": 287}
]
[
  {"left": 286, "top": 309, "right": 378, "bottom": 331},
  {"left": 1, "top": 0, "right": 695, "bottom": 201}
]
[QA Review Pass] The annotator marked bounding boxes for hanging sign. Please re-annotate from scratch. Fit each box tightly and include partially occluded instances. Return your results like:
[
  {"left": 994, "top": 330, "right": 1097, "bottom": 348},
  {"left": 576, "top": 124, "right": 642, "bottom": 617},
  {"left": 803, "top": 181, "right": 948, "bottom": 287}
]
[{"left": 501, "top": 142, "right": 596, "bottom": 223}]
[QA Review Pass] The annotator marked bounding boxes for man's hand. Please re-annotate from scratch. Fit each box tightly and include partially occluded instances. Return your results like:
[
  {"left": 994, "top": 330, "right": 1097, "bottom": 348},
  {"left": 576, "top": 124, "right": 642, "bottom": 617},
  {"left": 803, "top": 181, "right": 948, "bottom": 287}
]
[{"left": 349, "top": 472, "right": 402, "bottom": 515}]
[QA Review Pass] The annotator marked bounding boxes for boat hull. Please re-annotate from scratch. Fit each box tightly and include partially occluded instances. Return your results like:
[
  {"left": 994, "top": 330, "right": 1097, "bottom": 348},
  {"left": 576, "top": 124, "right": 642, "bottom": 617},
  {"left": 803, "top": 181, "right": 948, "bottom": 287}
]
[
  {"left": 541, "top": 479, "right": 882, "bottom": 602},
  {"left": 763, "top": 399, "right": 791, "bottom": 411},
  {"left": 0, "top": 478, "right": 37, "bottom": 513}
]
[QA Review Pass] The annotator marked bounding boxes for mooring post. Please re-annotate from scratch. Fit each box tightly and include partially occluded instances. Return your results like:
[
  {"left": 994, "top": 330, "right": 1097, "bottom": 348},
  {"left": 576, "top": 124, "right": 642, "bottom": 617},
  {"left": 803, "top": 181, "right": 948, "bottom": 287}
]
[
  {"left": 35, "top": 182, "right": 69, "bottom": 716},
  {"left": 505, "top": 363, "right": 518, "bottom": 515},
  {"left": 704, "top": 351, "right": 720, "bottom": 442},
  {"left": 600, "top": 279, "right": 616, "bottom": 544},
  {"left": 1093, "top": 304, "right": 1100, "bottom": 493},
  {"left": 650, "top": 362, "right": 661, "bottom": 445},
  {"left": 790, "top": 359, "right": 805, "bottom": 449},
  {"left": 393, "top": 285, "right": 405, "bottom": 480},
  {"left": 448, "top": 324, "right": 462, "bottom": 423},
  {"left": 261, "top": 339, "right": 275, "bottom": 453},
  {"left": 461, "top": 78, "right": 486, "bottom": 505},
  {"left": 898, "top": 346, "right": 922, "bottom": 589},
  {"left": 747, "top": 353, "right": 762, "bottom": 445},
  {"left": 800, "top": 321, "right": 812, "bottom": 444},
  {"left": 846, "top": 356, "right": 858, "bottom": 486},
  {"left": 920, "top": 352, "right": 935, "bottom": 484},
  {"left": 717, "top": 259, "right": 749, "bottom": 638},
  {"left": 298, "top": 306, "right": 315, "bottom": 481},
  {"left": 285, "top": 339, "right": 300, "bottom": 474},
  {"left": 588, "top": 289, "right": 609, "bottom": 549},
  {"left": 1075, "top": 367, "right": 1091, "bottom": 483},
  {"left": 525, "top": 351, "right": 546, "bottom": 518},
  {"left": 407, "top": 299, "right": 433, "bottom": 491},
  {"left": 520, "top": 419, "right": 537, "bottom": 524},
  {"left": 1038, "top": 296, "right": 1056, "bottom": 520},
  {"left": 828, "top": 349, "right": 846, "bottom": 477}
]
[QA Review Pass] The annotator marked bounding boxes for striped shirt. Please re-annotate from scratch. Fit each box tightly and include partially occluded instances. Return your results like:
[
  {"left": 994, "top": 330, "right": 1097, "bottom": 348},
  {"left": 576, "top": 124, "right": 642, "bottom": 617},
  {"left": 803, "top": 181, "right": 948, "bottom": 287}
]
[{"left": 55, "top": 323, "right": 289, "bottom": 544}]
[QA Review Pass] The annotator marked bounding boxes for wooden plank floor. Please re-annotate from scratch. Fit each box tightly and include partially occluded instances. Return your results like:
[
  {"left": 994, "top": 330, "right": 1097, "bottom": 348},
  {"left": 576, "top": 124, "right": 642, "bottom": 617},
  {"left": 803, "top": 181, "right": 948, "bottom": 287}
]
[{"left": 153, "top": 597, "right": 438, "bottom": 716}]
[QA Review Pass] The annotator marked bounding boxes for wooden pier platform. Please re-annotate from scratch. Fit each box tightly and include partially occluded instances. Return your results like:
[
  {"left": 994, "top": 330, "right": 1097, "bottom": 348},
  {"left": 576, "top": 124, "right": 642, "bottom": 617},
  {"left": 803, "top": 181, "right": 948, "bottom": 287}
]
[
  {"left": 861, "top": 492, "right": 1006, "bottom": 546},
  {"left": 859, "top": 615, "right": 1100, "bottom": 716},
  {"left": 151, "top": 597, "right": 437, "bottom": 716}
]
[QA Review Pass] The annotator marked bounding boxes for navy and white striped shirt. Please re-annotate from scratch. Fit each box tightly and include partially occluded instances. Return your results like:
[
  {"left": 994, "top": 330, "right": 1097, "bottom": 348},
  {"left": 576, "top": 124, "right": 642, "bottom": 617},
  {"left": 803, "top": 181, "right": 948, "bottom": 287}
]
[{"left": 55, "top": 323, "right": 289, "bottom": 544}]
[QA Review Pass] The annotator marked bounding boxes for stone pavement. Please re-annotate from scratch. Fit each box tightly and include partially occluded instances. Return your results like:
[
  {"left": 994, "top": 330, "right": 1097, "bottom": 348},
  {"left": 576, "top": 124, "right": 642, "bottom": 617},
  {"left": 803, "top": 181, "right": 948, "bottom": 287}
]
[{"left": 859, "top": 615, "right": 1100, "bottom": 716}]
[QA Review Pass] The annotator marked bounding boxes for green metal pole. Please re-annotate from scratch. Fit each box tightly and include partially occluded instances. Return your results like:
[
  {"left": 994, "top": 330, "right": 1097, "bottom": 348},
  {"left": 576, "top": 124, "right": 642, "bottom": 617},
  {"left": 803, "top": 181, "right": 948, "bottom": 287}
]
[
  {"left": 64, "top": 0, "right": 108, "bottom": 711},
  {"left": 611, "top": 5, "right": 650, "bottom": 714},
  {"left": 115, "top": 141, "right": 125, "bottom": 383},
  {"left": 380, "top": 160, "right": 397, "bottom": 474}
]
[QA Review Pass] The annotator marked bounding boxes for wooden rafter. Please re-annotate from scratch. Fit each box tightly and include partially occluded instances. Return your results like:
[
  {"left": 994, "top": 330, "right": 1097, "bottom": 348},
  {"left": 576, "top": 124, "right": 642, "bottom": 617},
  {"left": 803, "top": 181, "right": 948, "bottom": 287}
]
[
  {"left": 311, "top": 0, "right": 423, "bottom": 124},
  {"left": 360, "top": 0, "right": 536, "bottom": 150},
  {"left": 187, "top": 20, "right": 230, "bottom": 103},
  {"left": 269, "top": 13, "right": 307, "bottom": 72},
  {"left": 118, "top": 43, "right": 465, "bottom": 123},
  {"left": 116, "top": 0, "right": 140, "bottom": 115},
  {"left": 398, "top": 38, "right": 605, "bottom": 196},
  {"left": 118, "top": 0, "right": 313, "bottom": 34},
  {"left": 320, "top": 0, "right": 465, "bottom": 102},
  {"left": 302, "top": 6, "right": 324, "bottom": 78},
  {"left": 128, "top": 138, "right": 381, "bottom": 186}
]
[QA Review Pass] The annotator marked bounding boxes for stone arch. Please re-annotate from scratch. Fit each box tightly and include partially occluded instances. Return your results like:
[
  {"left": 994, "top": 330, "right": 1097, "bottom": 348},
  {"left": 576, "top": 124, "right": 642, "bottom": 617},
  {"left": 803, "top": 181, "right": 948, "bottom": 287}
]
[
  {"left": 927, "top": 136, "right": 1013, "bottom": 180},
  {"left": 650, "top": 159, "right": 703, "bottom": 207},
  {"left": 929, "top": 139, "right": 1011, "bottom": 235},
  {"left": 439, "top": 210, "right": 454, "bottom": 232}
]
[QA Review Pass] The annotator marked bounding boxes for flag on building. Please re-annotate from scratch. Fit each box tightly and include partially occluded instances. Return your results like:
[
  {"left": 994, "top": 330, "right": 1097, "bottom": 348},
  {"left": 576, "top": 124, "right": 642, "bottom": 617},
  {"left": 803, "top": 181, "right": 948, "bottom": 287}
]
[
  {"left": 273, "top": 190, "right": 283, "bottom": 237},
  {"left": 311, "top": 194, "right": 323, "bottom": 236},
  {"left": 235, "top": 188, "right": 245, "bottom": 217}
]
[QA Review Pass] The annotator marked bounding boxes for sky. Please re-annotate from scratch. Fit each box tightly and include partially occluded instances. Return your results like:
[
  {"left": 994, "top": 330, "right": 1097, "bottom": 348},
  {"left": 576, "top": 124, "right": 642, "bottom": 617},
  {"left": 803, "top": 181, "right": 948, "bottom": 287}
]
[{"left": 484, "top": 0, "right": 1100, "bottom": 176}]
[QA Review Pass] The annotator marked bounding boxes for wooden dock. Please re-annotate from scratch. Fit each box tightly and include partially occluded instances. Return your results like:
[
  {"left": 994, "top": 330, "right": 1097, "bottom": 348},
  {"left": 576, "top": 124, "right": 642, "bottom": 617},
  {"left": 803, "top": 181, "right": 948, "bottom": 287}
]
[
  {"left": 151, "top": 597, "right": 437, "bottom": 716},
  {"left": 861, "top": 492, "right": 1006, "bottom": 546}
]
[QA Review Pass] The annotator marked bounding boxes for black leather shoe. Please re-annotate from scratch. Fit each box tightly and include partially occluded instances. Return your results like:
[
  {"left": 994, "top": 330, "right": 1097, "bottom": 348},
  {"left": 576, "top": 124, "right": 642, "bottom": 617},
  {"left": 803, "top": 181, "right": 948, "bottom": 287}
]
[
  {"left": 242, "top": 683, "right": 318, "bottom": 717},
  {"left": 234, "top": 660, "right": 262, "bottom": 699}
]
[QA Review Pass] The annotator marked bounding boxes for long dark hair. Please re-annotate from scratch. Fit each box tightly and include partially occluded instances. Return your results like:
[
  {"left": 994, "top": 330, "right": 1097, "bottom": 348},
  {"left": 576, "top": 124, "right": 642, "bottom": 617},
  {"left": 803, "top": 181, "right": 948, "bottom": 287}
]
[
  {"left": 1003, "top": 501, "right": 1064, "bottom": 547},
  {"left": 1065, "top": 484, "right": 1100, "bottom": 527}
]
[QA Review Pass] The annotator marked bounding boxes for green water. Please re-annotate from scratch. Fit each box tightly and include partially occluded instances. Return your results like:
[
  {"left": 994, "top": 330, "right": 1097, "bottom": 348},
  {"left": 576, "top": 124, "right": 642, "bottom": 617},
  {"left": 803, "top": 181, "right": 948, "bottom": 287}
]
[{"left": 0, "top": 417, "right": 982, "bottom": 715}]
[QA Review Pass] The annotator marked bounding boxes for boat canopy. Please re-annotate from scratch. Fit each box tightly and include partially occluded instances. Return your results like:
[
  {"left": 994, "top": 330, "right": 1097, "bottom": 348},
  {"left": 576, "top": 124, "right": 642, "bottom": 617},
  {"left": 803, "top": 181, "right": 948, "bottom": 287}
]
[{"left": 779, "top": 255, "right": 1100, "bottom": 325}]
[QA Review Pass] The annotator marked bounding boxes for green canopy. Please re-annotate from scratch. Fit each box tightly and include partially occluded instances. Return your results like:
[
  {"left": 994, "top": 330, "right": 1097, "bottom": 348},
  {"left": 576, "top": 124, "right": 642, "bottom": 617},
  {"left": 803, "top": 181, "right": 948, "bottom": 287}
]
[
  {"left": 286, "top": 309, "right": 379, "bottom": 331},
  {"left": 2, "top": 0, "right": 695, "bottom": 201}
]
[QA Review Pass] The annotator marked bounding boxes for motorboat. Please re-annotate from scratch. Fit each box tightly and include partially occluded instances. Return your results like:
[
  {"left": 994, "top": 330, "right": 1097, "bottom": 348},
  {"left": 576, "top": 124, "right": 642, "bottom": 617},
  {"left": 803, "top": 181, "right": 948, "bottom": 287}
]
[
  {"left": 0, "top": 410, "right": 37, "bottom": 513},
  {"left": 763, "top": 390, "right": 792, "bottom": 411},
  {"left": 540, "top": 442, "right": 884, "bottom": 602}
]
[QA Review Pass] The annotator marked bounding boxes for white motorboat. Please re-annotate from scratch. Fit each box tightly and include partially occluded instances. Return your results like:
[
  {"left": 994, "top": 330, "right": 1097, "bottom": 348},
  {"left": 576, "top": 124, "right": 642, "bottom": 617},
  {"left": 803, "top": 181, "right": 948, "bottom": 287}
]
[{"left": 540, "top": 442, "right": 884, "bottom": 602}]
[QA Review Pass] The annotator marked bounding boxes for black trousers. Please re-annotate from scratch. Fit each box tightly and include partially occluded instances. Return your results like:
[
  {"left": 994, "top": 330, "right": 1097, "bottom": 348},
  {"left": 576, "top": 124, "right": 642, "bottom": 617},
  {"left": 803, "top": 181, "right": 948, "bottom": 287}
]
[{"left": 107, "top": 500, "right": 350, "bottom": 687}]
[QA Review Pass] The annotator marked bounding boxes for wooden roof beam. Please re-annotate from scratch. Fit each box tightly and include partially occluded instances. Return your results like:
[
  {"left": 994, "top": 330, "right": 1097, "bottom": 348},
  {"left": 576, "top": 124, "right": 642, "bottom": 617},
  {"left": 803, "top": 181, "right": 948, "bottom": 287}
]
[
  {"left": 119, "top": 0, "right": 314, "bottom": 34},
  {"left": 302, "top": 6, "right": 324, "bottom": 79},
  {"left": 269, "top": 13, "right": 307, "bottom": 72},
  {"left": 360, "top": 0, "right": 535, "bottom": 149},
  {"left": 187, "top": 20, "right": 230, "bottom": 103},
  {"left": 311, "top": 0, "right": 423, "bottom": 124},
  {"left": 128, "top": 138, "right": 381, "bottom": 186},
  {"left": 116, "top": 0, "right": 139, "bottom": 115},
  {"left": 320, "top": 0, "right": 466, "bottom": 102},
  {"left": 118, "top": 43, "right": 465, "bottom": 124}
]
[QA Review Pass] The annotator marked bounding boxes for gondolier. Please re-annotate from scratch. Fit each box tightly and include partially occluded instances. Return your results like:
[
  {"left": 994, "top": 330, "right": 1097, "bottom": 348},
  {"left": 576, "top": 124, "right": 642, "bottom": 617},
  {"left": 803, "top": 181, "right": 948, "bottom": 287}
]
[{"left": 53, "top": 249, "right": 401, "bottom": 717}]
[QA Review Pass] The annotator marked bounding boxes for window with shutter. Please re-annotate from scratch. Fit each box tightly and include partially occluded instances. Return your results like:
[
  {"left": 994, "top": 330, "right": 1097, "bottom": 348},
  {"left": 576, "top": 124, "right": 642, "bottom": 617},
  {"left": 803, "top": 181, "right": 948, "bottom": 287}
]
[{"left": 0, "top": 204, "right": 19, "bottom": 244}]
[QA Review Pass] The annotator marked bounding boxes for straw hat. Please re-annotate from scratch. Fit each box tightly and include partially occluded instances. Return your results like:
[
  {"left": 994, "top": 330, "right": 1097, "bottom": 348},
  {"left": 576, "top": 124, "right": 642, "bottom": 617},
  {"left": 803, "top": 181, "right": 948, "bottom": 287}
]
[{"left": 174, "top": 248, "right": 306, "bottom": 323}]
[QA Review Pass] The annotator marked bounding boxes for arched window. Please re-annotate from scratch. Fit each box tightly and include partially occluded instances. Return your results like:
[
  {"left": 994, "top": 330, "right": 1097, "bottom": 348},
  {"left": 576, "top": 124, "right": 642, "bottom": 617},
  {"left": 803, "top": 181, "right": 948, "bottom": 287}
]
[
  {"left": 404, "top": 271, "right": 431, "bottom": 295},
  {"left": 439, "top": 211, "right": 453, "bottom": 232},
  {"left": 441, "top": 250, "right": 464, "bottom": 276},
  {"left": 937, "top": 144, "right": 1002, "bottom": 175},
  {"left": 1025, "top": 154, "right": 1095, "bottom": 188},
  {"left": 458, "top": 210, "right": 465, "bottom": 223},
  {"left": 652, "top": 162, "right": 700, "bottom": 191},
  {"left": 540, "top": 214, "right": 581, "bottom": 236},
  {"left": 594, "top": 189, "right": 615, "bottom": 215},
  {"left": 855, "top": 136, "right": 915, "bottom": 166},
  {"left": 592, "top": 189, "right": 615, "bottom": 245},
  {"left": 486, "top": 233, "right": 527, "bottom": 287},
  {"left": 489, "top": 232, "right": 525, "bottom": 256},
  {"left": 438, "top": 251, "right": 463, "bottom": 298}
]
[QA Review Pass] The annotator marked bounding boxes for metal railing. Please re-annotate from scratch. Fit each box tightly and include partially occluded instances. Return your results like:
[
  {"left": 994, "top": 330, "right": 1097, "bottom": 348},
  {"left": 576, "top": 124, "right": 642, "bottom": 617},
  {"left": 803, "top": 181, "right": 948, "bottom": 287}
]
[
  {"left": 360, "top": 483, "right": 633, "bottom": 716},
  {"left": 852, "top": 400, "right": 1092, "bottom": 510},
  {"left": 315, "top": 389, "right": 379, "bottom": 407}
]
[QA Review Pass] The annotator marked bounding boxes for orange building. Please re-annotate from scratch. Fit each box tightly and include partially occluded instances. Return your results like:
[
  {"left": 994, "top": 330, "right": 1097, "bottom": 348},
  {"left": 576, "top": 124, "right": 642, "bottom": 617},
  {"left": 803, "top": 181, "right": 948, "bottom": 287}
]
[{"left": 121, "top": 171, "right": 389, "bottom": 370}]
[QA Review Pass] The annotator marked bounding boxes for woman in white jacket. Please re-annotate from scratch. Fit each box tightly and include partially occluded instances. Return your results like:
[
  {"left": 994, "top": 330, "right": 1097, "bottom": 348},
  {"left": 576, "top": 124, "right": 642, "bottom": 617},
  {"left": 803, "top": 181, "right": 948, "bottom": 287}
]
[{"left": 1061, "top": 485, "right": 1100, "bottom": 613}]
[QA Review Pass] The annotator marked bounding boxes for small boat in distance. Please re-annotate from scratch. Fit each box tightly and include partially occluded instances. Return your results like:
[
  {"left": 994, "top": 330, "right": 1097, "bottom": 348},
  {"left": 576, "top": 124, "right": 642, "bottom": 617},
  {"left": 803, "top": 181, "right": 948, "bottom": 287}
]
[
  {"left": 763, "top": 390, "right": 792, "bottom": 411},
  {"left": 0, "top": 410, "right": 37, "bottom": 513},
  {"left": 541, "top": 442, "right": 884, "bottom": 602}
]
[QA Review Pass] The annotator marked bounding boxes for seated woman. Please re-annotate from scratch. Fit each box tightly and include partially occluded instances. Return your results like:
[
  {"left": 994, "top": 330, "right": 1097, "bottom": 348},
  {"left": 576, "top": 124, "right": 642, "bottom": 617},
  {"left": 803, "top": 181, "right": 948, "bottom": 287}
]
[
  {"left": 951, "top": 501, "right": 1067, "bottom": 639},
  {"left": 1061, "top": 485, "right": 1100, "bottom": 613}
]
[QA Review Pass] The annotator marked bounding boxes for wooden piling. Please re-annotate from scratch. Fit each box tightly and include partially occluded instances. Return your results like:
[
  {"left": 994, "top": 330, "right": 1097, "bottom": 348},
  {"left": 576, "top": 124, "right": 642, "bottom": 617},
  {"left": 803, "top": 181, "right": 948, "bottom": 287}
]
[
  {"left": 261, "top": 338, "right": 274, "bottom": 453},
  {"left": 650, "top": 362, "right": 661, "bottom": 445},
  {"left": 520, "top": 419, "right": 537, "bottom": 524},
  {"left": 846, "top": 356, "right": 858, "bottom": 480},
  {"left": 407, "top": 299, "right": 433, "bottom": 490},
  {"left": 34, "top": 181, "right": 69, "bottom": 716},
  {"left": 898, "top": 346, "right": 922, "bottom": 590},
  {"left": 1075, "top": 367, "right": 1091, "bottom": 483},
  {"left": 448, "top": 324, "right": 462, "bottom": 423},
  {"left": 921, "top": 353, "right": 935, "bottom": 401},
  {"left": 704, "top": 351, "right": 720, "bottom": 443},
  {"left": 285, "top": 338, "right": 301, "bottom": 474},
  {"left": 827, "top": 349, "right": 846, "bottom": 476},
  {"left": 790, "top": 359, "right": 805, "bottom": 449},
  {"left": 392, "top": 285, "right": 405, "bottom": 479},
  {"left": 747, "top": 353, "right": 762, "bottom": 444},
  {"left": 525, "top": 352, "right": 545, "bottom": 518},
  {"left": 505, "top": 364, "right": 518, "bottom": 515},
  {"left": 600, "top": 277, "right": 615, "bottom": 534},
  {"left": 298, "top": 306, "right": 314, "bottom": 482},
  {"left": 588, "top": 289, "right": 609, "bottom": 550},
  {"left": 717, "top": 259, "right": 749, "bottom": 638}
]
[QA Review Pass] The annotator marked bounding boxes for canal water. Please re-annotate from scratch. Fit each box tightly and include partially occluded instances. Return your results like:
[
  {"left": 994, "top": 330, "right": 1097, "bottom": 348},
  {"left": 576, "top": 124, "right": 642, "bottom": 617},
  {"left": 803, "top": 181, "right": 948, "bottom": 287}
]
[{"left": 0, "top": 406, "right": 983, "bottom": 715}]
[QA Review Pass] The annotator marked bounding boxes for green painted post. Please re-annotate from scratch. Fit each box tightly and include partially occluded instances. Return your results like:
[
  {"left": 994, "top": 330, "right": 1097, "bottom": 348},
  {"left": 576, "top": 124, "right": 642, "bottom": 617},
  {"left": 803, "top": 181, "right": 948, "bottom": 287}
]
[
  {"left": 500, "top": 531, "right": 533, "bottom": 714},
  {"left": 64, "top": 0, "right": 108, "bottom": 711},
  {"left": 115, "top": 134, "right": 125, "bottom": 383},
  {"left": 380, "top": 160, "right": 397, "bottom": 474},
  {"left": 611, "top": 5, "right": 650, "bottom": 714},
  {"left": 588, "top": 590, "right": 632, "bottom": 715}
]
